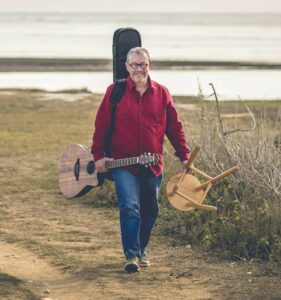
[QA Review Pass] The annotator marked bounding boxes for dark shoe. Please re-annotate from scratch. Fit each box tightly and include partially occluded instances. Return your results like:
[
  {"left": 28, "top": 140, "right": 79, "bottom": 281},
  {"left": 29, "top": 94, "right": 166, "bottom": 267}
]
[
  {"left": 124, "top": 257, "right": 140, "bottom": 273},
  {"left": 139, "top": 251, "right": 150, "bottom": 267}
]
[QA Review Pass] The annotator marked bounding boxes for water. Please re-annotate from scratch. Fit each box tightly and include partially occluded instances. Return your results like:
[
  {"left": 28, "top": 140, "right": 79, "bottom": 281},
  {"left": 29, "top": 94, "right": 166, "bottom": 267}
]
[
  {"left": 0, "top": 12, "right": 280, "bottom": 62},
  {"left": 0, "top": 12, "right": 280, "bottom": 99},
  {"left": 0, "top": 70, "right": 280, "bottom": 100}
]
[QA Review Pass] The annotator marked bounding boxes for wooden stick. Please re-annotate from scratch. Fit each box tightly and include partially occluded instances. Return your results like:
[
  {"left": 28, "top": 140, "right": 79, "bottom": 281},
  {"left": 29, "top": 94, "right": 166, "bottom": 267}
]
[
  {"left": 199, "top": 182, "right": 213, "bottom": 203},
  {"left": 175, "top": 146, "right": 201, "bottom": 189},
  {"left": 194, "top": 166, "right": 239, "bottom": 191},
  {"left": 186, "top": 146, "right": 200, "bottom": 168},
  {"left": 211, "top": 166, "right": 239, "bottom": 184},
  {"left": 176, "top": 190, "right": 217, "bottom": 212},
  {"left": 190, "top": 166, "right": 212, "bottom": 180}
]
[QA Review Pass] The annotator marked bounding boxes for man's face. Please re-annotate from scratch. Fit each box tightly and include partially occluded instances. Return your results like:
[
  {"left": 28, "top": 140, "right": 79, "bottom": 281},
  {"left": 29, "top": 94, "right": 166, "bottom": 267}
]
[{"left": 125, "top": 53, "right": 150, "bottom": 85}]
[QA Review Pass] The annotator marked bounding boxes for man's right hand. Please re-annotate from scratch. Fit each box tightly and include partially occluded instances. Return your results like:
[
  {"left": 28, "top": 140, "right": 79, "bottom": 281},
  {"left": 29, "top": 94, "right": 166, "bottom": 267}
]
[{"left": 95, "top": 157, "right": 113, "bottom": 173}]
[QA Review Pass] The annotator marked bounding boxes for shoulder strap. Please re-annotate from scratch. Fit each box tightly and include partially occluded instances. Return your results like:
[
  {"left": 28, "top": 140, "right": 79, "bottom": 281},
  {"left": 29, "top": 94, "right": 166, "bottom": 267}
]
[{"left": 104, "top": 80, "right": 127, "bottom": 156}]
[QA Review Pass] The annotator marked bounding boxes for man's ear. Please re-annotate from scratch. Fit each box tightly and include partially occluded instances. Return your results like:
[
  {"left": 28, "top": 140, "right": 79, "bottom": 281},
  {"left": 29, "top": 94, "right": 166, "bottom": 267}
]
[{"left": 125, "top": 62, "right": 130, "bottom": 72}]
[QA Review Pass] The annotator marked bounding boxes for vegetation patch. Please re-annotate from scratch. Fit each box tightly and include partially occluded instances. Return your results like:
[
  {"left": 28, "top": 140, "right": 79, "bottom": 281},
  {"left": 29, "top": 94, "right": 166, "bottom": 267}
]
[{"left": 158, "top": 91, "right": 281, "bottom": 263}]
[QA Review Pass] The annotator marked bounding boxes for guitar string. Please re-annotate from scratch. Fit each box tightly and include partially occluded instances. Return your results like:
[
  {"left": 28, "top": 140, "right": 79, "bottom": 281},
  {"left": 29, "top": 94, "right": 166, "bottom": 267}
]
[
  {"left": 59, "top": 158, "right": 145, "bottom": 164},
  {"left": 59, "top": 164, "right": 155, "bottom": 174},
  {"left": 59, "top": 157, "right": 156, "bottom": 181},
  {"left": 59, "top": 162, "right": 153, "bottom": 168},
  {"left": 59, "top": 161, "right": 140, "bottom": 164},
  {"left": 59, "top": 160, "right": 141, "bottom": 166},
  {"left": 59, "top": 160, "right": 155, "bottom": 173},
  {"left": 60, "top": 155, "right": 155, "bottom": 163},
  {"left": 59, "top": 158, "right": 154, "bottom": 168}
]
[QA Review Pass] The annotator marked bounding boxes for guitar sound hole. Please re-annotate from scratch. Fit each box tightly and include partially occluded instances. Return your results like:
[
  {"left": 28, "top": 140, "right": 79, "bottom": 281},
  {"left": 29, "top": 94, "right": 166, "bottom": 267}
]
[{"left": 87, "top": 161, "right": 95, "bottom": 174}]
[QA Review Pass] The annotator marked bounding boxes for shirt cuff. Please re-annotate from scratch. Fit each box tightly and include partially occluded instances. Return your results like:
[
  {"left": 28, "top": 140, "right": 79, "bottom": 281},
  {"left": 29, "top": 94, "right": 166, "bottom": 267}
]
[
  {"left": 178, "top": 152, "right": 189, "bottom": 161},
  {"left": 93, "top": 152, "right": 104, "bottom": 162}
]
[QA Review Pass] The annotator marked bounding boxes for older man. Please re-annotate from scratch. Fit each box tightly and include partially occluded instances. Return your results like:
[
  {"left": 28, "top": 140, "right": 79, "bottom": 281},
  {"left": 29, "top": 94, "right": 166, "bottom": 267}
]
[{"left": 92, "top": 47, "right": 190, "bottom": 272}]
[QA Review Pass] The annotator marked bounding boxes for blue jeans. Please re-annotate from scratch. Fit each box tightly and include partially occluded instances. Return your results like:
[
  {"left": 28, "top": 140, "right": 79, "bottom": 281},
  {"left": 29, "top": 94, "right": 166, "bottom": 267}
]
[{"left": 112, "top": 168, "right": 162, "bottom": 260}]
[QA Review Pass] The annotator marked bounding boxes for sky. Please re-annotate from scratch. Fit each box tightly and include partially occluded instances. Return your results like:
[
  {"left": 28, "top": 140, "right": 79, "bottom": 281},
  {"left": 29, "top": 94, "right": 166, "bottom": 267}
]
[{"left": 0, "top": 0, "right": 281, "bottom": 13}]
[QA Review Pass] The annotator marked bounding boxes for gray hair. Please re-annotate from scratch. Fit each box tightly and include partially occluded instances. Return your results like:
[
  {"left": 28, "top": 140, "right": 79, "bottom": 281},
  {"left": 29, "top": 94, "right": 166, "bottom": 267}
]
[{"left": 126, "top": 47, "right": 151, "bottom": 63}]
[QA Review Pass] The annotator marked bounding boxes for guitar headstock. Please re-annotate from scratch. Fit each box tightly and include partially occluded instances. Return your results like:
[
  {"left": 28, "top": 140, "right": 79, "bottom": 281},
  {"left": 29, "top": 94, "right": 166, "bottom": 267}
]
[{"left": 139, "top": 153, "right": 159, "bottom": 167}]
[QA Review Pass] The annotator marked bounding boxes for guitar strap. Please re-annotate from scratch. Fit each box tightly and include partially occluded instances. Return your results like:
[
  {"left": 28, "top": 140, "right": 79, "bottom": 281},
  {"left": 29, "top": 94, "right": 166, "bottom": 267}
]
[{"left": 104, "top": 80, "right": 127, "bottom": 156}]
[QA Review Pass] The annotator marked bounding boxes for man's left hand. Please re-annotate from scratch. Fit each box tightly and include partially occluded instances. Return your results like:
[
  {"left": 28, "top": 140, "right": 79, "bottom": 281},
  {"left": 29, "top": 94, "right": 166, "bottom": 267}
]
[{"left": 182, "top": 160, "right": 191, "bottom": 173}]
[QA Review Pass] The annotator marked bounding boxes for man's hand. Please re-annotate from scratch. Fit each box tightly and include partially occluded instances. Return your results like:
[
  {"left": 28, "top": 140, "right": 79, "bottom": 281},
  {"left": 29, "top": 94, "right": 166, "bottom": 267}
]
[
  {"left": 182, "top": 160, "right": 192, "bottom": 173},
  {"left": 95, "top": 157, "right": 113, "bottom": 173}
]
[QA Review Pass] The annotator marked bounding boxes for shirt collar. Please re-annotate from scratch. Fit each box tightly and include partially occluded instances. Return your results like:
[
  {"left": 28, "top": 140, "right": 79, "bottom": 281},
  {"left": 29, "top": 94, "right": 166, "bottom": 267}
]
[{"left": 127, "top": 75, "right": 156, "bottom": 94}]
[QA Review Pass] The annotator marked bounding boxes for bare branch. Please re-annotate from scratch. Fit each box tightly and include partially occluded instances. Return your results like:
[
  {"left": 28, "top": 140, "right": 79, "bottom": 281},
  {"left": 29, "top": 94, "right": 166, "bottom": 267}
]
[
  {"left": 223, "top": 96, "right": 257, "bottom": 135},
  {"left": 209, "top": 83, "right": 225, "bottom": 137}
]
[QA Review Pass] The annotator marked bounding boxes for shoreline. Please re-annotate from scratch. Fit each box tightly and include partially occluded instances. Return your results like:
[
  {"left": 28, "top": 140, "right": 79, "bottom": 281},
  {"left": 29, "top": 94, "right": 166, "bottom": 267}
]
[
  {"left": 0, "top": 57, "right": 281, "bottom": 72},
  {"left": 0, "top": 89, "right": 280, "bottom": 102}
]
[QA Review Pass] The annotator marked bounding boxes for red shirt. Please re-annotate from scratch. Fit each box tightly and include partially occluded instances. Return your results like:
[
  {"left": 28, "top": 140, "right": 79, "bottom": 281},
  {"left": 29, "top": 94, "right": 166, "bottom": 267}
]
[{"left": 92, "top": 76, "right": 190, "bottom": 176}]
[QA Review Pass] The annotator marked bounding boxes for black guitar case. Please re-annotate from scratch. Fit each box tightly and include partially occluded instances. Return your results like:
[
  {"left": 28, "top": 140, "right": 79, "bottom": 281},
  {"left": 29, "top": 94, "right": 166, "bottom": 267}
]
[
  {"left": 104, "top": 28, "right": 142, "bottom": 157},
  {"left": 112, "top": 27, "right": 142, "bottom": 83}
]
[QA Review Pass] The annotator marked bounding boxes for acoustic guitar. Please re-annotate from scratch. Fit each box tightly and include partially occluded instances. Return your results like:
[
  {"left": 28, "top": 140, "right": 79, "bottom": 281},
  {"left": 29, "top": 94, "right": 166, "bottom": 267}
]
[{"left": 58, "top": 144, "right": 158, "bottom": 198}]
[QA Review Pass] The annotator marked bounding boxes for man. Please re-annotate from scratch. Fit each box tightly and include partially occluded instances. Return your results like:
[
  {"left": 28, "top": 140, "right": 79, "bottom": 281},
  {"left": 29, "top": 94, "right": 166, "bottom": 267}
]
[{"left": 92, "top": 47, "right": 190, "bottom": 273}]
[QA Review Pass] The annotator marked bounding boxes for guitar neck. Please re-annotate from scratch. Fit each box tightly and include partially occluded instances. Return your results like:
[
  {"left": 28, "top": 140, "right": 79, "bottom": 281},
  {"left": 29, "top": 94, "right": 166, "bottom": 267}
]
[{"left": 105, "top": 157, "right": 140, "bottom": 169}]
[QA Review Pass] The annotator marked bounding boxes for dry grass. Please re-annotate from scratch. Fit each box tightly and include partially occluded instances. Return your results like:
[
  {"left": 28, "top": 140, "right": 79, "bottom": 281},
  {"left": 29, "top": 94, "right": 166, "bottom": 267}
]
[
  {"left": 0, "top": 90, "right": 281, "bottom": 299},
  {"left": 160, "top": 92, "right": 281, "bottom": 262}
]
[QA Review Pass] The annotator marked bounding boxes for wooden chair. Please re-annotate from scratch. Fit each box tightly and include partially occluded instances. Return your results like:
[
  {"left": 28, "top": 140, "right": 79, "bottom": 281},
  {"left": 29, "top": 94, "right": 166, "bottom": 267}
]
[{"left": 166, "top": 146, "right": 239, "bottom": 212}]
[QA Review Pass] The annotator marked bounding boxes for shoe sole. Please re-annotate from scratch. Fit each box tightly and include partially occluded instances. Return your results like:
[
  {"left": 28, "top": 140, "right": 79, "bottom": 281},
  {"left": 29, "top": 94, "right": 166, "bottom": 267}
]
[
  {"left": 139, "top": 262, "right": 150, "bottom": 267},
  {"left": 124, "top": 262, "right": 140, "bottom": 273}
]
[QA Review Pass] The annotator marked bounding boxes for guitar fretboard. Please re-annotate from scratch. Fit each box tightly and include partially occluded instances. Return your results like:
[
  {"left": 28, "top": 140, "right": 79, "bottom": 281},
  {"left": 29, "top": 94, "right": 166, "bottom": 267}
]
[{"left": 105, "top": 157, "right": 140, "bottom": 169}]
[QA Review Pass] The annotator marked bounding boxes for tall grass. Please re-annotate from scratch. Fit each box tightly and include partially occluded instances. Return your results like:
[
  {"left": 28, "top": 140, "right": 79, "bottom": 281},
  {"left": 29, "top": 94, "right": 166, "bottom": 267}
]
[{"left": 158, "top": 94, "right": 281, "bottom": 262}]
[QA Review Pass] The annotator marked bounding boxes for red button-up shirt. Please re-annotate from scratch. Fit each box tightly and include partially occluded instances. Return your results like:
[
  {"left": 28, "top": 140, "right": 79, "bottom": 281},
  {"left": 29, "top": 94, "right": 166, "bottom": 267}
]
[{"left": 92, "top": 76, "right": 190, "bottom": 176}]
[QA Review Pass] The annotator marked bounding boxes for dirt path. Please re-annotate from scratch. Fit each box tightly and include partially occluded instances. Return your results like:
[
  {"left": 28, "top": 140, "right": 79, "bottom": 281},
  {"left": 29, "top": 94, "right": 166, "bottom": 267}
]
[
  {"left": 0, "top": 154, "right": 217, "bottom": 299},
  {"left": 0, "top": 242, "right": 63, "bottom": 282},
  {"left": 0, "top": 180, "right": 280, "bottom": 299},
  {"left": 0, "top": 213, "right": 216, "bottom": 300},
  {"left": 0, "top": 245, "right": 221, "bottom": 300}
]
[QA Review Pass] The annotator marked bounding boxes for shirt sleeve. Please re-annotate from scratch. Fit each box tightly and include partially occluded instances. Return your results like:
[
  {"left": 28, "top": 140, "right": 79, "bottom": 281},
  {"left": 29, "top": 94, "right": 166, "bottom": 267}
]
[
  {"left": 91, "top": 84, "right": 114, "bottom": 161},
  {"left": 164, "top": 88, "right": 190, "bottom": 161}
]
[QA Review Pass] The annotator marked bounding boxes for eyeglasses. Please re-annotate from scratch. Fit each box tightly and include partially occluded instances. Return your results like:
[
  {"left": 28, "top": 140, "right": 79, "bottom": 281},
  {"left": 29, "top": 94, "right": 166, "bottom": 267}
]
[{"left": 129, "top": 62, "right": 149, "bottom": 69}]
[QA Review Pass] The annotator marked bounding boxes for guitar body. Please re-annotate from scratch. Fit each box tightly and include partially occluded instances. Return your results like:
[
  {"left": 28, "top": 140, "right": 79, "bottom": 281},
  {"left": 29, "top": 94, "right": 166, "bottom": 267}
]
[
  {"left": 58, "top": 144, "right": 158, "bottom": 198},
  {"left": 58, "top": 144, "right": 104, "bottom": 198}
]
